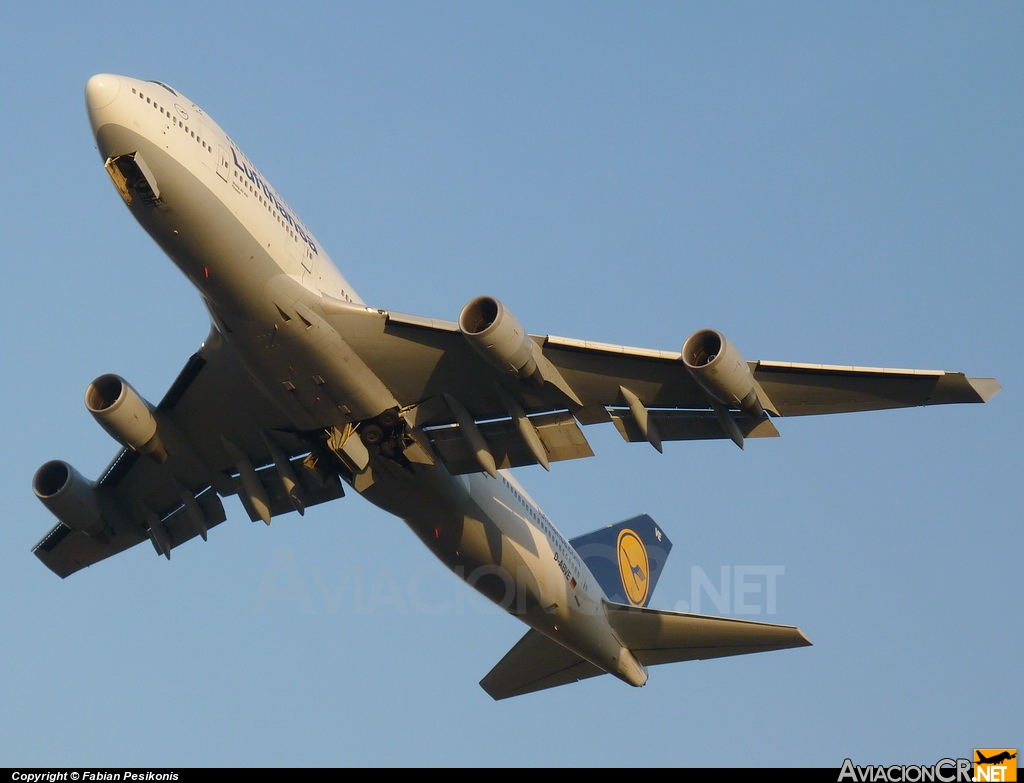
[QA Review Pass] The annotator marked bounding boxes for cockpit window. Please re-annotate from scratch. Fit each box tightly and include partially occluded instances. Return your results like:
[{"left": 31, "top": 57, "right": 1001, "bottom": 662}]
[{"left": 148, "top": 80, "right": 178, "bottom": 97}]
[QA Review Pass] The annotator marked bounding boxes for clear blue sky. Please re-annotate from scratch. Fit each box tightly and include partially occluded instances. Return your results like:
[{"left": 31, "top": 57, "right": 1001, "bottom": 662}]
[{"left": 2, "top": 2, "right": 1019, "bottom": 768}]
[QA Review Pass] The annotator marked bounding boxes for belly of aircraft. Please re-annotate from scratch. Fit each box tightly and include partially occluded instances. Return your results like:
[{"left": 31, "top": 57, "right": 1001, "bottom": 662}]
[
  {"left": 354, "top": 460, "right": 634, "bottom": 675},
  {"left": 91, "top": 122, "right": 399, "bottom": 431}
]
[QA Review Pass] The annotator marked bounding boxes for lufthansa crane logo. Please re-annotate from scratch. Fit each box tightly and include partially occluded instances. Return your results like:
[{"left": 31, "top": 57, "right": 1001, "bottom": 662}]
[{"left": 617, "top": 528, "right": 650, "bottom": 606}]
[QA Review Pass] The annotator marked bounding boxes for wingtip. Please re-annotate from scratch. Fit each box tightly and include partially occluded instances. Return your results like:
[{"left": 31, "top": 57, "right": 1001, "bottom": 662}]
[{"left": 968, "top": 377, "right": 1002, "bottom": 403}]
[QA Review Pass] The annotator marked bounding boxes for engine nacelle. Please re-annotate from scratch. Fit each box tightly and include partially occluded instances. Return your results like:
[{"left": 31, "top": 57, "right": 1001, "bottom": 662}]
[
  {"left": 85, "top": 374, "right": 167, "bottom": 461},
  {"left": 682, "top": 329, "right": 765, "bottom": 417},
  {"left": 33, "top": 460, "right": 105, "bottom": 536},
  {"left": 459, "top": 296, "right": 543, "bottom": 386}
]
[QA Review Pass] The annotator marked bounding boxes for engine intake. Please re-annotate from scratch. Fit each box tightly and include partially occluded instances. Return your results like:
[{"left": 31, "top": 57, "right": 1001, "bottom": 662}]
[
  {"left": 33, "top": 460, "right": 105, "bottom": 536},
  {"left": 86, "top": 374, "right": 167, "bottom": 461},
  {"left": 682, "top": 329, "right": 765, "bottom": 418},
  {"left": 459, "top": 296, "right": 543, "bottom": 387}
]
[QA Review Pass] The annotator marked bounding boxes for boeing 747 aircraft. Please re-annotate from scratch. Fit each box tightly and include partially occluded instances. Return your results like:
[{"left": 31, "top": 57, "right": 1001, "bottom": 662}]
[{"left": 31, "top": 74, "right": 1000, "bottom": 698}]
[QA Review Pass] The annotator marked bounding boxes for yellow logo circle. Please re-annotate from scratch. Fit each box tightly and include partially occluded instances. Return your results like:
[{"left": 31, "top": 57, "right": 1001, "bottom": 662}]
[{"left": 617, "top": 528, "right": 650, "bottom": 606}]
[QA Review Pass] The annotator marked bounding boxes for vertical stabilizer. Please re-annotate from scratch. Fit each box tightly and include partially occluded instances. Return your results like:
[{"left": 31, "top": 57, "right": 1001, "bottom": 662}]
[{"left": 569, "top": 513, "right": 672, "bottom": 607}]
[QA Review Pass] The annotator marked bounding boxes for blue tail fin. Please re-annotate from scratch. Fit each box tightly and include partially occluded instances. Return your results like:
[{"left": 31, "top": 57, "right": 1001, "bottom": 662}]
[{"left": 569, "top": 514, "right": 672, "bottom": 607}]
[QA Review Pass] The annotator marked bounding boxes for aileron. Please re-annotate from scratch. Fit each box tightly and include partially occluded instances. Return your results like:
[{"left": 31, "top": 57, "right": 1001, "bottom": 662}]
[{"left": 752, "top": 363, "right": 1000, "bottom": 416}]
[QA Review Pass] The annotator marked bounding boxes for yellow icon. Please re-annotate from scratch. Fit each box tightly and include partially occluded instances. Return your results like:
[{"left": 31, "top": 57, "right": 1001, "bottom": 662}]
[
  {"left": 617, "top": 529, "right": 649, "bottom": 606},
  {"left": 974, "top": 749, "right": 1017, "bottom": 782}
]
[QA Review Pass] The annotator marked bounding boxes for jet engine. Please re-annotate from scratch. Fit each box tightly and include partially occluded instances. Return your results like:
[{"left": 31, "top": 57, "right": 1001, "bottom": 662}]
[
  {"left": 682, "top": 329, "right": 765, "bottom": 418},
  {"left": 459, "top": 296, "right": 543, "bottom": 387},
  {"left": 85, "top": 374, "right": 167, "bottom": 461},
  {"left": 33, "top": 460, "right": 105, "bottom": 536}
]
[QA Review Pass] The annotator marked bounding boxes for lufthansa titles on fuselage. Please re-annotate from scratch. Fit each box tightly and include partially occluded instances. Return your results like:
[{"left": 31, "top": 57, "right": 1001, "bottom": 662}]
[{"left": 228, "top": 144, "right": 317, "bottom": 255}]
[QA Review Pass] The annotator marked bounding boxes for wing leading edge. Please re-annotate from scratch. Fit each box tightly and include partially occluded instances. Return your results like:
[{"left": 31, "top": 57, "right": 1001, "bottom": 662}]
[
  {"left": 35, "top": 297, "right": 999, "bottom": 575},
  {"left": 751, "top": 360, "right": 999, "bottom": 415},
  {"left": 33, "top": 328, "right": 345, "bottom": 577},
  {"left": 321, "top": 298, "right": 999, "bottom": 473}
]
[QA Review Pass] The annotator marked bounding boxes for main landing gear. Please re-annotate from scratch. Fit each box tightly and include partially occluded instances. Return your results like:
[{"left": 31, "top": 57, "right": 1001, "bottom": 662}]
[{"left": 359, "top": 407, "right": 405, "bottom": 459}]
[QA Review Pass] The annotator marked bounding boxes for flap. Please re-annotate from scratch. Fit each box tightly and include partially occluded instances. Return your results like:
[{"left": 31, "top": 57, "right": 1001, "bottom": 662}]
[{"left": 426, "top": 411, "right": 594, "bottom": 475}]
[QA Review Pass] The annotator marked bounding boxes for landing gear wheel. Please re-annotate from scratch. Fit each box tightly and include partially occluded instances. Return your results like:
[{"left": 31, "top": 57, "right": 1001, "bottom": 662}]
[
  {"left": 378, "top": 409, "right": 400, "bottom": 428},
  {"left": 361, "top": 424, "right": 384, "bottom": 446}
]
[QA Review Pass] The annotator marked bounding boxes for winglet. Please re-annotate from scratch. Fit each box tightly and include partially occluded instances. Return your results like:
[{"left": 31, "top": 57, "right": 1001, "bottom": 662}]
[{"left": 968, "top": 377, "right": 1001, "bottom": 403}]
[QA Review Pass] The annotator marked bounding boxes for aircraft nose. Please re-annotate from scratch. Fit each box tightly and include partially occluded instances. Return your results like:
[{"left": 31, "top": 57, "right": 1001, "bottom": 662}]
[{"left": 85, "top": 74, "right": 120, "bottom": 110}]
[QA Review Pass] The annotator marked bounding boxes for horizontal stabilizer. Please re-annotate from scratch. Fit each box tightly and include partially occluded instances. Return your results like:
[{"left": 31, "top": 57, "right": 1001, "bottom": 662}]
[
  {"left": 480, "top": 628, "right": 604, "bottom": 700},
  {"left": 480, "top": 604, "right": 812, "bottom": 699},
  {"left": 605, "top": 602, "right": 811, "bottom": 665}
]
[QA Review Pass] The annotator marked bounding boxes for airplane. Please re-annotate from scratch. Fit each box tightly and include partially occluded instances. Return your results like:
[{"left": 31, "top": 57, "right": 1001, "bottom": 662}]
[
  {"left": 976, "top": 752, "right": 1016, "bottom": 765},
  {"left": 31, "top": 73, "right": 1000, "bottom": 699}
]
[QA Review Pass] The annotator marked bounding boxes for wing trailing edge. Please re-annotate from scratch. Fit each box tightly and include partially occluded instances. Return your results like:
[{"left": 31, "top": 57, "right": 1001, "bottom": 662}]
[{"left": 753, "top": 362, "right": 1001, "bottom": 416}]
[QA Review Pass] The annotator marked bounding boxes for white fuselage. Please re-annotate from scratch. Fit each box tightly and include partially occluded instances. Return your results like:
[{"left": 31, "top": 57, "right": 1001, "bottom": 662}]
[{"left": 84, "top": 74, "right": 647, "bottom": 687}]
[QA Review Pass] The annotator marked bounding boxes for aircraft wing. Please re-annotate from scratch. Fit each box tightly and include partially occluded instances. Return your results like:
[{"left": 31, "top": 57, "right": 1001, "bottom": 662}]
[
  {"left": 749, "top": 360, "right": 1000, "bottom": 416},
  {"left": 33, "top": 328, "right": 344, "bottom": 578},
  {"left": 38, "top": 299, "right": 997, "bottom": 576},
  {"left": 324, "top": 298, "right": 999, "bottom": 472}
]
